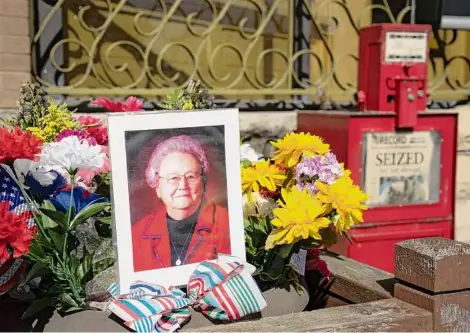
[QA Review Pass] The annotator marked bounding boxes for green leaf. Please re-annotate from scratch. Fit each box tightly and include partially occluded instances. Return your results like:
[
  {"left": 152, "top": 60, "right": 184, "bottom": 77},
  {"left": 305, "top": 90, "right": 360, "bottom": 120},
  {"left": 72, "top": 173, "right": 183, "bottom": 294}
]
[
  {"left": 245, "top": 234, "right": 257, "bottom": 256},
  {"left": 277, "top": 244, "right": 294, "bottom": 258},
  {"left": 243, "top": 218, "right": 252, "bottom": 229},
  {"left": 97, "top": 216, "right": 112, "bottom": 224},
  {"left": 41, "top": 200, "right": 59, "bottom": 229},
  {"left": 265, "top": 216, "right": 273, "bottom": 234},
  {"left": 28, "top": 239, "right": 47, "bottom": 259},
  {"left": 61, "top": 293, "right": 79, "bottom": 308},
  {"left": 19, "top": 262, "right": 50, "bottom": 287},
  {"left": 64, "top": 307, "right": 84, "bottom": 314},
  {"left": 263, "top": 254, "right": 286, "bottom": 279},
  {"left": 39, "top": 208, "right": 67, "bottom": 229},
  {"left": 77, "top": 250, "right": 93, "bottom": 282},
  {"left": 249, "top": 229, "right": 265, "bottom": 249},
  {"left": 252, "top": 217, "right": 268, "bottom": 234},
  {"left": 92, "top": 257, "right": 115, "bottom": 277},
  {"left": 69, "top": 255, "right": 80, "bottom": 271},
  {"left": 70, "top": 202, "right": 110, "bottom": 229},
  {"left": 48, "top": 229, "right": 64, "bottom": 251},
  {"left": 43, "top": 201, "right": 56, "bottom": 211},
  {"left": 21, "top": 297, "right": 56, "bottom": 319}
]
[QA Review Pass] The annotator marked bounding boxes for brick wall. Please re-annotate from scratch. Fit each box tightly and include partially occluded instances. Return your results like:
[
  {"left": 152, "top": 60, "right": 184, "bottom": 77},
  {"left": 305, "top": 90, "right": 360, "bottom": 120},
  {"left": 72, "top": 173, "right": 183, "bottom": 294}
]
[{"left": 0, "top": 0, "right": 30, "bottom": 109}]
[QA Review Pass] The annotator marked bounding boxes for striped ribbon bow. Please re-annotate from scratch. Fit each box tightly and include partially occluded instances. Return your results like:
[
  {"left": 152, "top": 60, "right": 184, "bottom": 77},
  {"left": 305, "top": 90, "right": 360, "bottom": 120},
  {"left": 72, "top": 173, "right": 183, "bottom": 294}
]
[{"left": 106, "top": 255, "right": 267, "bottom": 332}]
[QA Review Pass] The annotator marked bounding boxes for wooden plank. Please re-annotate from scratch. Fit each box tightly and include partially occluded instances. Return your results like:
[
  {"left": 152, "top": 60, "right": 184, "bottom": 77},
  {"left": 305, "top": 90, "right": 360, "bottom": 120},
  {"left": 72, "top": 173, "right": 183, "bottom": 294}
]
[
  {"left": 324, "top": 295, "right": 349, "bottom": 308},
  {"left": 395, "top": 237, "right": 470, "bottom": 292},
  {"left": 191, "top": 298, "right": 432, "bottom": 332},
  {"left": 395, "top": 282, "right": 470, "bottom": 332},
  {"left": 321, "top": 252, "right": 394, "bottom": 303}
]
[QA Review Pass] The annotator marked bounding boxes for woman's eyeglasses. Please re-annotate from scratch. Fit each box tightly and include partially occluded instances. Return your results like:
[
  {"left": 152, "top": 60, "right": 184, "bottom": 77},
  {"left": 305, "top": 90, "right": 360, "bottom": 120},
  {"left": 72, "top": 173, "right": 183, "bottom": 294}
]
[{"left": 159, "top": 172, "right": 202, "bottom": 186}]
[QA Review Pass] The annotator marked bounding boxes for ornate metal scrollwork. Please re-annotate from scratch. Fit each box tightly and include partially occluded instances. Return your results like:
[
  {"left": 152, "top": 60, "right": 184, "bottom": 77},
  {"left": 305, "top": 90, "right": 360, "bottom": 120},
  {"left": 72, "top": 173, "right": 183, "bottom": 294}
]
[{"left": 31, "top": 0, "right": 470, "bottom": 108}]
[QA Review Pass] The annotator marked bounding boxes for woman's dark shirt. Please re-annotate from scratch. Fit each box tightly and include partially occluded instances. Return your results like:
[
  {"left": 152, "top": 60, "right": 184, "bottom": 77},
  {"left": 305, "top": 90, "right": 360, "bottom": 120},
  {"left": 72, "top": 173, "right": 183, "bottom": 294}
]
[{"left": 166, "top": 210, "right": 198, "bottom": 265}]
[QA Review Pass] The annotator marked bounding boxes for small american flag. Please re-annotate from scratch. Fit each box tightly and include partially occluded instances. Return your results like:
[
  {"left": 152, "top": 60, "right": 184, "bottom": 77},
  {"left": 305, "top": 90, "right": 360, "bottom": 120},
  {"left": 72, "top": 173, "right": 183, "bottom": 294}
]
[
  {"left": 0, "top": 165, "right": 33, "bottom": 295},
  {"left": 0, "top": 165, "right": 34, "bottom": 227}
]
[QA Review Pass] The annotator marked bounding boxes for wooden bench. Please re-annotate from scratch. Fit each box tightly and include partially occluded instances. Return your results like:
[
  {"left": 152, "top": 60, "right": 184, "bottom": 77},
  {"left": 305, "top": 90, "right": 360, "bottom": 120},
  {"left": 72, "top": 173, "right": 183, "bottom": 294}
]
[{"left": 2, "top": 237, "right": 469, "bottom": 331}]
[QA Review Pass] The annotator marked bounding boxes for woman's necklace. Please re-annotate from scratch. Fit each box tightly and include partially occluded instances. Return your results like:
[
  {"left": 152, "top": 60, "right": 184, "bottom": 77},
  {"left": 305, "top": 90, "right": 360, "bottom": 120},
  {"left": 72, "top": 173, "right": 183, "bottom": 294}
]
[{"left": 169, "top": 229, "right": 194, "bottom": 266}]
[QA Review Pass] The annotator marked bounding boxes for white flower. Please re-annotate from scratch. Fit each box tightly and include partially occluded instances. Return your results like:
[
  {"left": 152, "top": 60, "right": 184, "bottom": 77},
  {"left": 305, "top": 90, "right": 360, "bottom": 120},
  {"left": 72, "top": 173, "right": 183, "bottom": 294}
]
[
  {"left": 242, "top": 192, "right": 277, "bottom": 218},
  {"left": 13, "top": 159, "right": 58, "bottom": 187},
  {"left": 39, "top": 136, "right": 105, "bottom": 174},
  {"left": 240, "top": 143, "right": 261, "bottom": 162}
]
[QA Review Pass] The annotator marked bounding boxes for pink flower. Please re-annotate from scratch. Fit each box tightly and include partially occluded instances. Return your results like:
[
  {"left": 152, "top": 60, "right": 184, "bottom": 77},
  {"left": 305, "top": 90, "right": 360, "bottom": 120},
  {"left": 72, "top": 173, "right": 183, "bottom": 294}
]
[
  {"left": 76, "top": 145, "right": 110, "bottom": 185},
  {"left": 56, "top": 129, "right": 96, "bottom": 146},
  {"left": 91, "top": 96, "right": 143, "bottom": 112},
  {"left": 76, "top": 116, "right": 108, "bottom": 146}
]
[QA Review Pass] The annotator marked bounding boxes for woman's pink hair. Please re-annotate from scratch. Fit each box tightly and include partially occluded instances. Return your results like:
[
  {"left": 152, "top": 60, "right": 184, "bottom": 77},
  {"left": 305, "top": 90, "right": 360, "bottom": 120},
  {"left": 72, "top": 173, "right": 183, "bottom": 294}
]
[{"left": 145, "top": 135, "right": 210, "bottom": 188}]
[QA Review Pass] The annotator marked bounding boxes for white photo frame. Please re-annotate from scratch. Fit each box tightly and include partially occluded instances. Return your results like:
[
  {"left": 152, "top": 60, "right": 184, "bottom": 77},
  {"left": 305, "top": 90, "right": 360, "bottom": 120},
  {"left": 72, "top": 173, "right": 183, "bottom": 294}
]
[{"left": 107, "top": 109, "right": 245, "bottom": 295}]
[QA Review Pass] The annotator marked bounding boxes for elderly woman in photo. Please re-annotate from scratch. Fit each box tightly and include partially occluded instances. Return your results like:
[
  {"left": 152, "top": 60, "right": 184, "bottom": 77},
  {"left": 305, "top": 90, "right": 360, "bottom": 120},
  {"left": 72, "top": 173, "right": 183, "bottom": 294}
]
[{"left": 131, "top": 135, "right": 231, "bottom": 272}]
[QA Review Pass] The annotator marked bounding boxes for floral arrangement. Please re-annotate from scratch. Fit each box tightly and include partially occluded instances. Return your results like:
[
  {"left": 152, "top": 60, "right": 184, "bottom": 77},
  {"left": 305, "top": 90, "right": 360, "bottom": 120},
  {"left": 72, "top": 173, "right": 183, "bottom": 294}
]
[
  {"left": 0, "top": 83, "right": 115, "bottom": 316},
  {"left": 0, "top": 80, "right": 368, "bottom": 320},
  {"left": 240, "top": 134, "right": 368, "bottom": 291}
]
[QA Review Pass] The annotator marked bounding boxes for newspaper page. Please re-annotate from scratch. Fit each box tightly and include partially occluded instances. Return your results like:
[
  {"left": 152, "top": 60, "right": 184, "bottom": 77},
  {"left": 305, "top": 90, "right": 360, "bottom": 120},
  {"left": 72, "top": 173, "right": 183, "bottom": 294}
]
[{"left": 362, "top": 131, "right": 441, "bottom": 207}]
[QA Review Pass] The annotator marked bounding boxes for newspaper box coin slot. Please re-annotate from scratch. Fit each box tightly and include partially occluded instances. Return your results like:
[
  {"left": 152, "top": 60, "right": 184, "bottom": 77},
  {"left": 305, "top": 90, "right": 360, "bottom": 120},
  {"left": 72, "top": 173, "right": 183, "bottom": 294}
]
[{"left": 298, "top": 24, "right": 457, "bottom": 273}]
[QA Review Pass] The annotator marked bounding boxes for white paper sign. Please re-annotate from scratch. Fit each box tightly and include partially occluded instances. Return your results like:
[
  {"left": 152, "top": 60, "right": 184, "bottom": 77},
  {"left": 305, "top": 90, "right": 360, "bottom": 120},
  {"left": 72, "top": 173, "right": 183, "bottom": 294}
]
[
  {"left": 385, "top": 31, "right": 428, "bottom": 63},
  {"left": 290, "top": 249, "right": 307, "bottom": 276},
  {"left": 362, "top": 131, "right": 441, "bottom": 207}
]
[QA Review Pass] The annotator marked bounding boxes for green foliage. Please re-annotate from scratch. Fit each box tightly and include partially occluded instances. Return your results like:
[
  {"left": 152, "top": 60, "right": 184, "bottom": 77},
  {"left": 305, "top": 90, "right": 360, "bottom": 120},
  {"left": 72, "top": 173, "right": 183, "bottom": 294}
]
[
  {"left": 2, "top": 82, "right": 49, "bottom": 129},
  {"left": 91, "top": 173, "right": 113, "bottom": 238},
  {"left": 93, "top": 172, "right": 111, "bottom": 199},
  {"left": 159, "top": 79, "right": 216, "bottom": 111},
  {"left": 245, "top": 214, "right": 297, "bottom": 291},
  {"left": 245, "top": 213, "right": 338, "bottom": 293},
  {"left": 21, "top": 192, "right": 115, "bottom": 317}
]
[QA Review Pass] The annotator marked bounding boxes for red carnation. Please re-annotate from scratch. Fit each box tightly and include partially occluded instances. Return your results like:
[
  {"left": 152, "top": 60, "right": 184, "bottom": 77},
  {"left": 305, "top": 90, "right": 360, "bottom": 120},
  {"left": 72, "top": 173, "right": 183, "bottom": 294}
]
[
  {"left": 0, "top": 127, "right": 43, "bottom": 163},
  {"left": 76, "top": 115, "right": 108, "bottom": 145},
  {"left": 306, "top": 248, "right": 332, "bottom": 281},
  {"left": 0, "top": 202, "right": 35, "bottom": 263},
  {"left": 91, "top": 96, "right": 143, "bottom": 112}
]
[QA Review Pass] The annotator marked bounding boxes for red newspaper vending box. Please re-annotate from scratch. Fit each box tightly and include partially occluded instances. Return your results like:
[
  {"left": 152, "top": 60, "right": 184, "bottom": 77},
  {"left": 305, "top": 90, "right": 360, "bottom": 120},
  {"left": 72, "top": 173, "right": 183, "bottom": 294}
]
[{"left": 298, "top": 24, "right": 457, "bottom": 273}]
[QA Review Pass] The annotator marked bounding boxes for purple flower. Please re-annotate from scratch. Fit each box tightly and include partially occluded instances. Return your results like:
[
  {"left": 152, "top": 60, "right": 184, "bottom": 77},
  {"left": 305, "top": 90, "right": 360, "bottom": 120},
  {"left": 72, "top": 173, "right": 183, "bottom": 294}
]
[
  {"left": 56, "top": 129, "right": 97, "bottom": 145},
  {"left": 295, "top": 152, "right": 343, "bottom": 195}
]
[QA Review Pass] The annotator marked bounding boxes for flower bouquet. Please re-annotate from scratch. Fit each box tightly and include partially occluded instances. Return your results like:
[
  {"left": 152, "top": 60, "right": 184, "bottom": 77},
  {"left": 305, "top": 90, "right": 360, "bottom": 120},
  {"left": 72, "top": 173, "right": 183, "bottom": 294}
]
[
  {"left": 0, "top": 83, "right": 115, "bottom": 316},
  {"left": 240, "top": 133, "right": 368, "bottom": 292}
]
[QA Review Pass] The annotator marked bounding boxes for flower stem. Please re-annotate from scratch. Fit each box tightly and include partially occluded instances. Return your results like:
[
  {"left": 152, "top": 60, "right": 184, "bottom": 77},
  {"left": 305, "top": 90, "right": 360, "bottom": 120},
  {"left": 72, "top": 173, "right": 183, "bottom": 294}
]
[{"left": 63, "top": 173, "right": 75, "bottom": 260}]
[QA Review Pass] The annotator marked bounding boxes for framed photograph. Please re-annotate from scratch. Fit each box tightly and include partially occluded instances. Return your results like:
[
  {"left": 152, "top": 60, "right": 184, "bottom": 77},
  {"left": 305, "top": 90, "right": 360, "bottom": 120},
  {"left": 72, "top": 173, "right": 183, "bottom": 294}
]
[{"left": 107, "top": 109, "right": 245, "bottom": 294}]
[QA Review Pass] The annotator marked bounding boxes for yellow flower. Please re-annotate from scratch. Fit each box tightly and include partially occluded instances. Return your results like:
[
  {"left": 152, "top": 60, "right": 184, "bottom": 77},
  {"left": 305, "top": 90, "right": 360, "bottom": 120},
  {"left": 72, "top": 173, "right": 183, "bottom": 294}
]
[
  {"left": 271, "top": 132, "right": 330, "bottom": 167},
  {"left": 182, "top": 101, "right": 194, "bottom": 110},
  {"left": 241, "top": 160, "right": 286, "bottom": 200},
  {"left": 265, "top": 186, "right": 331, "bottom": 249},
  {"left": 26, "top": 126, "right": 46, "bottom": 141},
  {"left": 26, "top": 99, "right": 79, "bottom": 142},
  {"left": 315, "top": 171, "right": 369, "bottom": 234}
]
